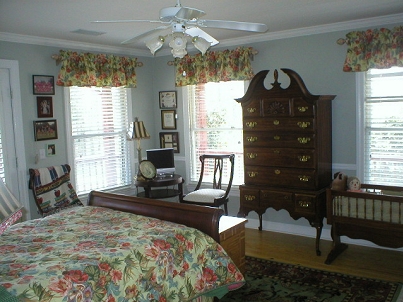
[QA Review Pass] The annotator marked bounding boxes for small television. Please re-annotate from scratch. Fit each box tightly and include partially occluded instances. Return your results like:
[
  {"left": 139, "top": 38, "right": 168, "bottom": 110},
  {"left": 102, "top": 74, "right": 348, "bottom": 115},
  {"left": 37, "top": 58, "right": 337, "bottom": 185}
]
[{"left": 146, "top": 148, "right": 175, "bottom": 176}]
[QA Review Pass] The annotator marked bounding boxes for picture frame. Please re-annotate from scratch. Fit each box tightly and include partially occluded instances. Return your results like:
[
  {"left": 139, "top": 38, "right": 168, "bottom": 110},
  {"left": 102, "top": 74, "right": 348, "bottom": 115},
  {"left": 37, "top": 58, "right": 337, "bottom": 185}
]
[
  {"left": 159, "top": 91, "right": 177, "bottom": 108},
  {"left": 46, "top": 143, "right": 56, "bottom": 156},
  {"left": 33, "top": 120, "right": 58, "bottom": 141},
  {"left": 33, "top": 75, "right": 55, "bottom": 95},
  {"left": 36, "top": 96, "right": 53, "bottom": 118},
  {"left": 161, "top": 110, "right": 176, "bottom": 130},
  {"left": 159, "top": 132, "right": 179, "bottom": 153}
]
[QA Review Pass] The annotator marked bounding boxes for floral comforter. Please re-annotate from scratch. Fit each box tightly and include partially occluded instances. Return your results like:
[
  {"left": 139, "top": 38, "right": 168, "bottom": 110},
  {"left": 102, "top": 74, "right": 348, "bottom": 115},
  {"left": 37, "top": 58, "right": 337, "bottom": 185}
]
[{"left": 0, "top": 206, "right": 244, "bottom": 301}]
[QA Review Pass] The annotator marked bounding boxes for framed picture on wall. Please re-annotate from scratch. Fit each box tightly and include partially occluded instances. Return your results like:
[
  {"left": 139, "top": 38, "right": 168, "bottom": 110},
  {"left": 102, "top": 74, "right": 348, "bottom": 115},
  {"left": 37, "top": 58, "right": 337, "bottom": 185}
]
[
  {"left": 159, "top": 91, "right": 177, "bottom": 108},
  {"left": 159, "top": 132, "right": 179, "bottom": 153},
  {"left": 36, "top": 96, "right": 53, "bottom": 118},
  {"left": 33, "top": 75, "right": 55, "bottom": 95},
  {"left": 161, "top": 110, "right": 176, "bottom": 129},
  {"left": 33, "top": 120, "right": 58, "bottom": 141},
  {"left": 46, "top": 143, "right": 56, "bottom": 156}
]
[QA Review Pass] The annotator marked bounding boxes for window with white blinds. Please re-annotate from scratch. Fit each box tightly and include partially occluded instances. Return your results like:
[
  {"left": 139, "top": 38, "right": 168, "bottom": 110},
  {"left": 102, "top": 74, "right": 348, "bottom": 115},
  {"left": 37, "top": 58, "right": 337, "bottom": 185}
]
[
  {"left": 363, "top": 67, "right": 403, "bottom": 185},
  {"left": 67, "top": 87, "right": 131, "bottom": 194},
  {"left": 187, "top": 81, "right": 245, "bottom": 185}
]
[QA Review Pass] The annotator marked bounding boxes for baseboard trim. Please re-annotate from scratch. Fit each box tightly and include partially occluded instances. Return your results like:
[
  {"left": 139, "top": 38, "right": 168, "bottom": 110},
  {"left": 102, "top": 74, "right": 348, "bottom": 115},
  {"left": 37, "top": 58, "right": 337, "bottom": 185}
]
[{"left": 245, "top": 218, "right": 403, "bottom": 252}]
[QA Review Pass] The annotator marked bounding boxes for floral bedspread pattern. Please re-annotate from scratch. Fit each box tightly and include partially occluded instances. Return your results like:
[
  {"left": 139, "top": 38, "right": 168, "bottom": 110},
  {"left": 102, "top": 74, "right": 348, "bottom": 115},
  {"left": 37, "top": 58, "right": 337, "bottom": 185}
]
[{"left": 0, "top": 206, "right": 244, "bottom": 301}]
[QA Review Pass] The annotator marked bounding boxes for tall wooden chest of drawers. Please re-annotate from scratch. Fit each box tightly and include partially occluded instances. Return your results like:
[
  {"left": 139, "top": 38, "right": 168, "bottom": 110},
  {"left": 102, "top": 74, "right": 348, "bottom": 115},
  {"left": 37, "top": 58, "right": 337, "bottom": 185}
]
[{"left": 236, "top": 69, "right": 335, "bottom": 255}]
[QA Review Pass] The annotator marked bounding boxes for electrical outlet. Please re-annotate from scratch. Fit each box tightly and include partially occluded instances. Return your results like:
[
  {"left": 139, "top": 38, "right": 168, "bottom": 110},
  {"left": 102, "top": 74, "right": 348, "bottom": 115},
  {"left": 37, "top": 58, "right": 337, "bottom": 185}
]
[{"left": 39, "top": 149, "right": 46, "bottom": 159}]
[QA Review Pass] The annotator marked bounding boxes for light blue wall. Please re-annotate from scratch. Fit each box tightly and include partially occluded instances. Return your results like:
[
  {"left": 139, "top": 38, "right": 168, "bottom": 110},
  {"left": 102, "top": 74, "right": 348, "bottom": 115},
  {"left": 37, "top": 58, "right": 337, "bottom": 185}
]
[{"left": 0, "top": 23, "right": 399, "bottom": 237}]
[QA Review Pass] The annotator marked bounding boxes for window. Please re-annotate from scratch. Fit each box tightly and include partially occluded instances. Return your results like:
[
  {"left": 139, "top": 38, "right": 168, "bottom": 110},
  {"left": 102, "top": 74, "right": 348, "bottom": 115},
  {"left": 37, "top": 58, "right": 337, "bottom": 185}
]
[
  {"left": 359, "top": 67, "right": 403, "bottom": 185},
  {"left": 186, "top": 81, "right": 245, "bottom": 185},
  {"left": 66, "top": 87, "right": 132, "bottom": 194}
]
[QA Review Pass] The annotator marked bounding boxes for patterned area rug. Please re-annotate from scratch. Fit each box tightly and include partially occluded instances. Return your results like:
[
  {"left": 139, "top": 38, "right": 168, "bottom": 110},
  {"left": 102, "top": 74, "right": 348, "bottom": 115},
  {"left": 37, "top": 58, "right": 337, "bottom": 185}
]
[{"left": 221, "top": 256, "right": 403, "bottom": 302}]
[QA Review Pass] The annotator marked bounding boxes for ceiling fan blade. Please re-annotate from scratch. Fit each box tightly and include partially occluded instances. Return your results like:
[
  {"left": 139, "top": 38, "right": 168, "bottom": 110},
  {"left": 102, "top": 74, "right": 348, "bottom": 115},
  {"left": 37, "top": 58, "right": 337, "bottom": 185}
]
[
  {"left": 175, "top": 7, "right": 205, "bottom": 20},
  {"left": 121, "top": 25, "right": 170, "bottom": 44},
  {"left": 199, "top": 20, "right": 268, "bottom": 32},
  {"left": 92, "top": 19, "right": 164, "bottom": 24},
  {"left": 185, "top": 27, "right": 219, "bottom": 46}
]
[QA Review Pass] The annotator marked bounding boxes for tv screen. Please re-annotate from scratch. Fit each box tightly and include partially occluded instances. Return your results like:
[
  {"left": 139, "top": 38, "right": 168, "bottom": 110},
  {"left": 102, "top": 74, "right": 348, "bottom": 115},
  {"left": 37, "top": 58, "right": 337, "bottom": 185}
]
[{"left": 146, "top": 148, "right": 175, "bottom": 176}]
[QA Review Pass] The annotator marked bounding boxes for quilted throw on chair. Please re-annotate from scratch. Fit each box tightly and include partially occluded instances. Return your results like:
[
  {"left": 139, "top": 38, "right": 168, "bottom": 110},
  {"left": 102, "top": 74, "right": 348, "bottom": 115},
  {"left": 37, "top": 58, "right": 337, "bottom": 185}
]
[{"left": 31, "top": 165, "right": 83, "bottom": 216}]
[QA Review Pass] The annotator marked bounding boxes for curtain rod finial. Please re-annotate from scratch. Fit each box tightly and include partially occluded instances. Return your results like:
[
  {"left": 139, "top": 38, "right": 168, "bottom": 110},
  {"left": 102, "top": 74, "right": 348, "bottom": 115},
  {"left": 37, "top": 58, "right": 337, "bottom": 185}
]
[{"left": 337, "top": 38, "right": 346, "bottom": 45}]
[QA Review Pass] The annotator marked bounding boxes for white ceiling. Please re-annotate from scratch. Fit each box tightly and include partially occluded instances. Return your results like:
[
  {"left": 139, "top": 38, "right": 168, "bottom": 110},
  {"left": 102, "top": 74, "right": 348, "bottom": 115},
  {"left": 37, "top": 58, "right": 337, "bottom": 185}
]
[{"left": 1, "top": 0, "right": 403, "bottom": 57}]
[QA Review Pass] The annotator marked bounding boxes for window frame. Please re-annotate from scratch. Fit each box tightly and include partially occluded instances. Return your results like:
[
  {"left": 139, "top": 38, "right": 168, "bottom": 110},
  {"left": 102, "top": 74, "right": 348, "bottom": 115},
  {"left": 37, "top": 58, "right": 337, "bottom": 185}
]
[
  {"left": 356, "top": 67, "right": 403, "bottom": 185},
  {"left": 182, "top": 81, "right": 247, "bottom": 188},
  {"left": 64, "top": 87, "right": 134, "bottom": 194}
]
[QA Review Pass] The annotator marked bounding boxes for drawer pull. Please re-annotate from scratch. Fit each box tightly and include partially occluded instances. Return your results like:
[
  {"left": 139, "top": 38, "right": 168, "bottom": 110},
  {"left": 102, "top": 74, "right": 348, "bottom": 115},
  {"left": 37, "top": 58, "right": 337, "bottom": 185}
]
[
  {"left": 274, "top": 135, "right": 280, "bottom": 140},
  {"left": 246, "top": 153, "right": 258, "bottom": 159},
  {"left": 274, "top": 169, "right": 281, "bottom": 175},
  {"left": 298, "top": 175, "right": 310, "bottom": 182},
  {"left": 247, "top": 107, "right": 257, "bottom": 113},
  {"left": 298, "top": 201, "right": 311, "bottom": 208},
  {"left": 273, "top": 120, "right": 280, "bottom": 126},
  {"left": 298, "top": 106, "right": 309, "bottom": 113},
  {"left": 245, "top": 195, "right": 256, "bottom": 201},
  {"left": 248, "top": 172, "right": 258, "bottom": 178},
  {"left": 246, "top": 121, "right": 257, "bottom": 128},
  {"left": 247, "top": 136, "right": 258, "bottom": 142},
  {"left": 297, "top": 137, "right": 311, "bottom": 144},
  {"left": 297, "top": 121, "right": 310, "bottom": 128},
  {"left": 298, "top": 155, "right": 311, "bottom": 162},
  {"left": 273, "top": 150, "right": 280, "bottom": 154}
]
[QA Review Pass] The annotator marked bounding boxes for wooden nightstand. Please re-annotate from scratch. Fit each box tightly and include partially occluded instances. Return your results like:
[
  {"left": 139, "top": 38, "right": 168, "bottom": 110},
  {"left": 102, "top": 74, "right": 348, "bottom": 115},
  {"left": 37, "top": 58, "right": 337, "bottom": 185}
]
[{"left": 219, "top": 216, "right": 247, "bottom": 273}]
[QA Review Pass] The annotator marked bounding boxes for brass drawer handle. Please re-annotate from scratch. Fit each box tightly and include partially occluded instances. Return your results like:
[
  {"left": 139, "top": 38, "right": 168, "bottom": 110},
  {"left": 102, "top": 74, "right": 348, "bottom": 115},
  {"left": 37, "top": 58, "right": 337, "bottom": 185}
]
[
  {"left": 248, "top": 172, "right": 258, "bottom": 178},
  {"left": 298, "top": 175, "right": 310, "bottom": 182},
  {"left": 274, "top": 135, "right": 280, "bottom": 140},
  {"left": 247, "top": 107, "right": 257, "bottom": 113},
  {"left": 246, "top": 121, "right": 257, "bottom": 128},
  {"left": 297, "top": 137, "right": 311, "bottom": 144},
  {"left": 298, "top": 106, "right": 309, "bottom": 113},
  {"left": 273, "top": 150, "right": 280, "bottom": 154},
  {"left": 298, "top": 201, "right": 311, "bottom": 208},
  {"left": 245, "top": 195, "right": 256, "bottom": 201},
  {"left": 246, "top": 153, "right": 257, "bottom": 159},
  {"left": 297, "top": 121, "right": 310, "bottom": 128},
  {"left": 247, "top": 136, "right": 258, "bottom": 142},
  {"left": 298, "top": 155, "right": 311, "bottom": 162},
  {"left": 273, "top": 120, "right": 280, "bottom": 125},
  {"left": 274, "top": 169, "right": 281, "bottom": 175}
]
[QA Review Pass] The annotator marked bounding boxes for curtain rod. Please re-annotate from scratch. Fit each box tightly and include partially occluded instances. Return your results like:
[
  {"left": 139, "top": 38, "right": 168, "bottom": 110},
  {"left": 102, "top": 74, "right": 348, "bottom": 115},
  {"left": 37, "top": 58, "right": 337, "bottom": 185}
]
[
  {"left": 167, "top": 49, "right": 259, "bottom": 66},
  {"left": 51, "top": 54, "right": 143, "bottom": 67}
]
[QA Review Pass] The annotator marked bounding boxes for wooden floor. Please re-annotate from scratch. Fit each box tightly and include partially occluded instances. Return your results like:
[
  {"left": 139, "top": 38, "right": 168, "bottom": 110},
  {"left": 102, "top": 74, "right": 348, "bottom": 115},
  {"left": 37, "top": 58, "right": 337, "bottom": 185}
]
[{"left": 245, "top": 228, "right": 403, "bottom": 283}]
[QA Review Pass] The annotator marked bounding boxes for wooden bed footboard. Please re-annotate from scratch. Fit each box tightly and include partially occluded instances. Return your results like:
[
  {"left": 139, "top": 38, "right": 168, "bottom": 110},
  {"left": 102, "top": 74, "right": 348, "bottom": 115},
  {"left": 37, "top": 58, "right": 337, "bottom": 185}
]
[
  {"left": 325, "top": 185, "right": 403, "bottom": 264},
  {"left": 87, "top": 190, "right": 223, "bottom": 243}
]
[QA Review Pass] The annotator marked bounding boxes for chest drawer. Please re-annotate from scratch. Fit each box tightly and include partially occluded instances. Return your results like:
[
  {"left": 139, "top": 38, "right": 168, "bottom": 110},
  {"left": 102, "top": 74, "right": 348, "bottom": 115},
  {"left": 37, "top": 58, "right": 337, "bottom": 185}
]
[
  {"left": 244, "top": 132, "right": 315, "bottom": 148},
  {"left": 261, "top": 97, "right": 314, "bottom": 117},
  {"left": 243, "top": 117, "right": 314, "bottom": 132},
  {"left": 244, "top": 166, "right": 317, "bottom": 189},
  {"left": 244, "top": 148, "right": 316, "bottom": 168}
]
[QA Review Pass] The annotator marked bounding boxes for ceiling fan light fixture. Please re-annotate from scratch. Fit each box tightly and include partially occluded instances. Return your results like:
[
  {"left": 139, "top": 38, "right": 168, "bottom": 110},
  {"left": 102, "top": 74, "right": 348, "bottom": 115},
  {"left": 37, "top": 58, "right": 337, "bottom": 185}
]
[
  {"left": 169, "top": 34, "right": 188, "bottom": 58},
  {"left": 146, "top": 36, "right": 165, "bottom": 55},
  {"left": 192, "top": 36, "right": 211, "bottom": 55}
]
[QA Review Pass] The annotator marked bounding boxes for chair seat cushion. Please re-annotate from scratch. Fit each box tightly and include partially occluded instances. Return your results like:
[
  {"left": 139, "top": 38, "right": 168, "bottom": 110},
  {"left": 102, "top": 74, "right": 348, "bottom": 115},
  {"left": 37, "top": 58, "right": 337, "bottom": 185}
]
[{"left": 183, "top": 189, "right": 226, "bottom": 204}]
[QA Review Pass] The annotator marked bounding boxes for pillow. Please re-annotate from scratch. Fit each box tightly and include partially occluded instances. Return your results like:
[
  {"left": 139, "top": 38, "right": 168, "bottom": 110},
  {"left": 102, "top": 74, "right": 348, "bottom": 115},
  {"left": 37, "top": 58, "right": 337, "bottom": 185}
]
[
  {"left": 31, "top": 165, "right": 83, "bottom": 217},
  {"left": 0, "top": 178, "right": 23, "bottom": 235}
]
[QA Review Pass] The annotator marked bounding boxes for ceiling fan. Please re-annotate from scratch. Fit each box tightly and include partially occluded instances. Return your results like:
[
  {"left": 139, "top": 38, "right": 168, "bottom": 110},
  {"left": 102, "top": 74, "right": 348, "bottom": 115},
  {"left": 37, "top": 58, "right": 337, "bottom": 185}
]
[{"left": 92, "top": 0, "right": 268, "bottom": 58}]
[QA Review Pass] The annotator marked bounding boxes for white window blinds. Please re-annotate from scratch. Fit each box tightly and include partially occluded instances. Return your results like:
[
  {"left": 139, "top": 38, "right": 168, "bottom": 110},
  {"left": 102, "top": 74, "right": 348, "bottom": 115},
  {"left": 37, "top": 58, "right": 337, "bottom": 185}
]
[
  {"left": 364, "top": 67, "right": 403, "bottom": 185},
  {"left": 187, "top": 81, "right": 245, "bottom": 185},
  {"left": 68, "top": 87, "right": 131, "bottom": 194}
]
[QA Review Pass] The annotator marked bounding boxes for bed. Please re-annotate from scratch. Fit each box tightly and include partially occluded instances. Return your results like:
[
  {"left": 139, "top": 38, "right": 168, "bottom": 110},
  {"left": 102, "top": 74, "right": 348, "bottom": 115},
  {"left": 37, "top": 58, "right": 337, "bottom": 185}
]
[
  {"left": 0, "top": 191, "right": 245, "bottom": 301},
  {"left": 325, "top": 184, "right": 403, "bottom": 264}
]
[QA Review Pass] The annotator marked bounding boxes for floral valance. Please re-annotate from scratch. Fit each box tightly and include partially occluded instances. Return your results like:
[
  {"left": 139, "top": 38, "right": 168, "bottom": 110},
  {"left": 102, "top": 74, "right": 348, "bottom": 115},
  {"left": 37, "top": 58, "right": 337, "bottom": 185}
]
[
  {"left": 342, "top": 26, "right": 403, "bottom": 72},
  {"left": 175, "top": 47, "right": 255, "bottom": 86},
  {"left": 56, "top": 50, "right": 138, "bottom": 87}
]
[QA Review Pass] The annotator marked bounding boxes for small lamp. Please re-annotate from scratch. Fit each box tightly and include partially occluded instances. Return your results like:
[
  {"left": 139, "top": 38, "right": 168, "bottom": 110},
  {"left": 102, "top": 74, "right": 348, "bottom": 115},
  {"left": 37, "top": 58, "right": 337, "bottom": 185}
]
[
  {"left": 129, "top": 117, "right": 150, "bottom": 162},
  {"left": 0, "top": 177, "right": 23, "bottom": 235}
]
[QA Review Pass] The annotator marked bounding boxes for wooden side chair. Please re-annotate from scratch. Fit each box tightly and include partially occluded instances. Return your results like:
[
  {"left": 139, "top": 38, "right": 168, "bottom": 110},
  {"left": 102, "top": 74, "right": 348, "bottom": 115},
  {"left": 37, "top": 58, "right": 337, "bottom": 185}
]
[
  {"left": 29, "top": 164, "right": 83, "bottom": 217},
  {"left": 180, "top": 154, "right": 235, "bottom": 215}
]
